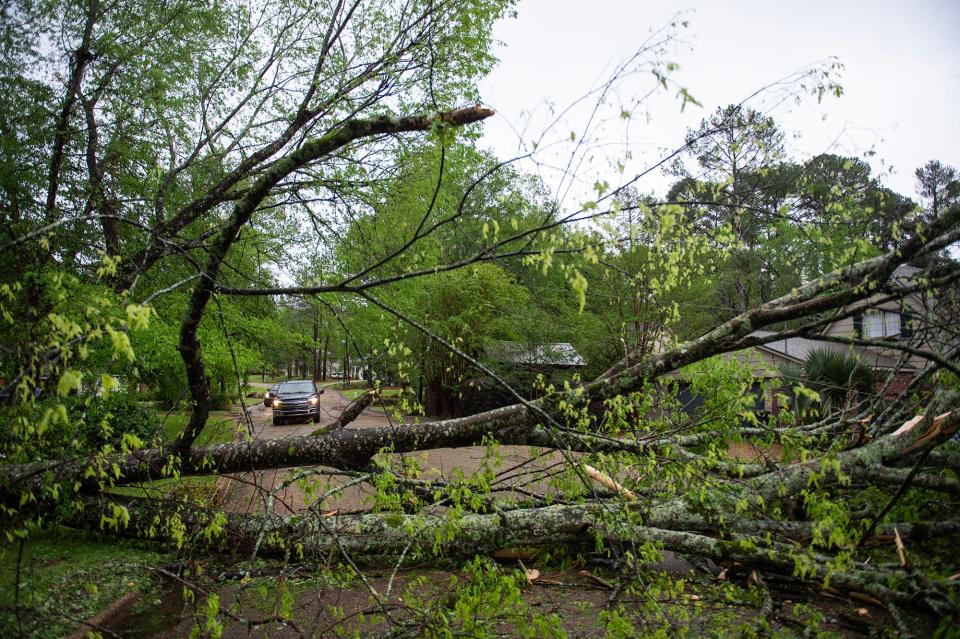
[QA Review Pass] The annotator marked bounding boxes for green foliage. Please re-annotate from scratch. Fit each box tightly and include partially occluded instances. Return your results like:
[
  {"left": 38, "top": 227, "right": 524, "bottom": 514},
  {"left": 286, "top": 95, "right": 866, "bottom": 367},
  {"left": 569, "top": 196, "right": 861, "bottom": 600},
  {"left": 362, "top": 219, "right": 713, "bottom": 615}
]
[
  {"left": 780, "top": 348, "right": 877, "bottom": 419},
  {"left": 682, "top": 354, "right": 766, "bottom": 429},
  {"left": 406, "top": 556, "right": 565, "bottom": 638},
  {"left": 0, "top": 2, "right": 955, "bottom": 636},
  {"left": 73, "top": 393, "right": 162, "bottom": 452}
]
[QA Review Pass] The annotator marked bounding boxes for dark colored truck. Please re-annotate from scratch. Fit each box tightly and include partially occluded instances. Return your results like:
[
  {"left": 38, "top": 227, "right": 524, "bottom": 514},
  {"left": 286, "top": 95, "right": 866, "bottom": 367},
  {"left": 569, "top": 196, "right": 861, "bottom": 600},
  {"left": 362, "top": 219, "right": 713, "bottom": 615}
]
[{"left": 266, "top": 380, "right": 323, "bottom": 425}]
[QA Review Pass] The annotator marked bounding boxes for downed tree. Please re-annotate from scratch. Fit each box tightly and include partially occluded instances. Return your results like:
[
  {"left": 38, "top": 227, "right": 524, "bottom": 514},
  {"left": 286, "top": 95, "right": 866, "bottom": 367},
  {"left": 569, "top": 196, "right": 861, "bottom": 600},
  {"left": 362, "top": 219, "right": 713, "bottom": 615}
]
[
  {"left": 5, "top": 221, "right": 959, "bottom": 629},
  {"left": 7, "top": 205, "right": 960, "bottom": 504},
  {"left": 1, "top": 197, "right": 957, "bottom": 639},
  {"left": 2, "top": 3, "right": 959, "bottom": 631},
  {"left": 69, "top": 401, "right": 958, "bottom": 620}
]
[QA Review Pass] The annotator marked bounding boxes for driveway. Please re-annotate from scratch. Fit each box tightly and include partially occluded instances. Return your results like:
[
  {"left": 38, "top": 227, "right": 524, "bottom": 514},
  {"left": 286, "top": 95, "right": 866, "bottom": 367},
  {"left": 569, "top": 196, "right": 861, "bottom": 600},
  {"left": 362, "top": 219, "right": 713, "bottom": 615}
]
[{"left": 220, "top": 383, "right": 568, "bottom": 517}]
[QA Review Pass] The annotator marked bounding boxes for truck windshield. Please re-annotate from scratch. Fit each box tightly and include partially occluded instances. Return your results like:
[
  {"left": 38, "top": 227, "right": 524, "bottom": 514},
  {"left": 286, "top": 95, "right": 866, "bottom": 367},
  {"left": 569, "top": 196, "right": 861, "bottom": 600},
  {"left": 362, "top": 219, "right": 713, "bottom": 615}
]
[{"left": 277, "top": 381, "right": 315, "bottom": 394}]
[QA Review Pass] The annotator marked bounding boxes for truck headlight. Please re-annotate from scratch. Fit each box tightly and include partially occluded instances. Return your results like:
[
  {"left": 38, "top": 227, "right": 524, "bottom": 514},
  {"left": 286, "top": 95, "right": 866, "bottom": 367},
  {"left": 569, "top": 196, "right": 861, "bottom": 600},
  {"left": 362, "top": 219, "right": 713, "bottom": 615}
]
[
  {"left": 273, "top": 399, "right": 282, "bottom": 407},
  {"left": 308, "top": 396, "right": 318, "bottom": 405}
]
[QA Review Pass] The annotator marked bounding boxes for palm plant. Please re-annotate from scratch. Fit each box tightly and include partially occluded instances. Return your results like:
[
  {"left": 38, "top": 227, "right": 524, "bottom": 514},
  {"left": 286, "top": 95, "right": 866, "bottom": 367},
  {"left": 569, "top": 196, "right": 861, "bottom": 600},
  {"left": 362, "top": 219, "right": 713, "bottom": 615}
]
[{"left": 780, "top": 348, "right": 878, "bottom": 419}]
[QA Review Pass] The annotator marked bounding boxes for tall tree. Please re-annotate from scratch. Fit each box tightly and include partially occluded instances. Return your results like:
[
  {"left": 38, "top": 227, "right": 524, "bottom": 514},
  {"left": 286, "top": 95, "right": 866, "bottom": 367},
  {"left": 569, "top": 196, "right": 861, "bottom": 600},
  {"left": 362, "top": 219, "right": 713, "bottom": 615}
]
[
  {"left": 669, "top": 105, "right": 787, "bottom": 314},
  {"left": 916, "top": 159, "right": 960, "bottom": 219}
]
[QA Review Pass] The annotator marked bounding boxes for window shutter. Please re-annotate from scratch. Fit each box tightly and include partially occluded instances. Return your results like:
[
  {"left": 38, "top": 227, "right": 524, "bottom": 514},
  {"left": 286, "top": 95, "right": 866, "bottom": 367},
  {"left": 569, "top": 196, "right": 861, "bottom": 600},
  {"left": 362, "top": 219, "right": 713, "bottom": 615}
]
[
  {"left": 853, "top": 313, "right": 863, "bottom": 338},
  {"left": 900, "top": 312, "right": 914, "bottom": 338}
]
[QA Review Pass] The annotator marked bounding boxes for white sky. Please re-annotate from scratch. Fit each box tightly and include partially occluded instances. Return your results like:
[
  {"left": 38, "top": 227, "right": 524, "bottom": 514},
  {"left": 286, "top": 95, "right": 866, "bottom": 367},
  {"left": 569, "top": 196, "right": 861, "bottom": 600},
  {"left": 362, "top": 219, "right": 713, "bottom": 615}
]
[{"left": 477, "top": 0, "right": 960, "bottom": 209}]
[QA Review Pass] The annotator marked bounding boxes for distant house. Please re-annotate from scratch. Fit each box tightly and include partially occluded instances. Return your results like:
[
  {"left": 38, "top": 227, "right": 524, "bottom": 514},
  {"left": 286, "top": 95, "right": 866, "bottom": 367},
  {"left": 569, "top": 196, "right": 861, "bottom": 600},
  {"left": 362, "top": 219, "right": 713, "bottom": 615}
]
[
  {"left": 441, "top": 341, "right": 587, "bottom": 416},
  {"left": 724, "top": 265, "right": 946, "bottom": 413},
  {"left": 485, "top": 341, "right": 587, "bottom": 371}
]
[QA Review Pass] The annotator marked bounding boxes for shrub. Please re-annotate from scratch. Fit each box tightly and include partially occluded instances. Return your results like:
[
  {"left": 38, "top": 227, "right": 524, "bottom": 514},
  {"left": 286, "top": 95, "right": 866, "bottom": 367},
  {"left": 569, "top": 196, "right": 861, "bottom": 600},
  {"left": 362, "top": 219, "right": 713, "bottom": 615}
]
[
  {"left": 780, "top": 348, "right": 877, "bottom": 419},
  {"left": 76, "top": 393, "right": 162, "bottom": 450}
]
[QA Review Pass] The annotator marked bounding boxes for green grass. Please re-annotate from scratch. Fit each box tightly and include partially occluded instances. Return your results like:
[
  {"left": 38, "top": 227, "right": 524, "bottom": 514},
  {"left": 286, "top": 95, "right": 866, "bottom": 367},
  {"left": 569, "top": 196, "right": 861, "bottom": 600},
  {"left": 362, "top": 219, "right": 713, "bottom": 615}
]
[
  {"left": 0, "top": 406, "right": 246, "bottom": 636},
  {"left": 340, "top": 388, "right": 367, "bottom": 400},
  {"left": 0, "top": 528, "right": 170, "bottom": 638},
  {"left": 157, "top": 409, "right": 238, "bottom": 446},
  {"left": 329, "top": 380, "right": 371, "bottom": 391},
  {"left": 110, "top": 409, "right": 239, "bottom": 500},
  {"left": 339, "top": 387, "right": 403, "bottom": 401}
]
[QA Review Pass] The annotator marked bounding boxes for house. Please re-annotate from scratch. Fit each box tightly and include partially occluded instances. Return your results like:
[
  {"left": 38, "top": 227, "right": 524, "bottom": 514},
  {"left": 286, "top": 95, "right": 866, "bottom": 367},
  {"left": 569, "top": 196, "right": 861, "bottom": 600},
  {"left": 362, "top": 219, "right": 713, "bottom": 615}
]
[
  {"left": 440, "top": 341, "right": 587, "bottom": 416},
  {"left": 329, "top": 361, "right": 365, "bottom": 380},
  {"left": 485, "top": 341, "right": 587, "bottom": 371},
  {"left": 725, "top": 264, "right": 946, "bottom": 413}
]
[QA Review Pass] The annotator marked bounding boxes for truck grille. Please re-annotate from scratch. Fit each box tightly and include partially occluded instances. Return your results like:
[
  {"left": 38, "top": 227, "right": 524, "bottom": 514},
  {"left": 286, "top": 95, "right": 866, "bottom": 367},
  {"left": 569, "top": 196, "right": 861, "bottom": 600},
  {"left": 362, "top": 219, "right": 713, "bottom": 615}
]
[{"left": 275, "top": 400, "right": 312, "bottom": 417}]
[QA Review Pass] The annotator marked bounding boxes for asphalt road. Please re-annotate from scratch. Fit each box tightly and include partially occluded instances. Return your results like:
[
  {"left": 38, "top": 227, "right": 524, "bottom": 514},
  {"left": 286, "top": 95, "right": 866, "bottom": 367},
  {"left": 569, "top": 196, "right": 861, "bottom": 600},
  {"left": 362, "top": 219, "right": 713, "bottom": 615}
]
[{"left": 221, "top": 384, "right": 564, "bottom": 516}]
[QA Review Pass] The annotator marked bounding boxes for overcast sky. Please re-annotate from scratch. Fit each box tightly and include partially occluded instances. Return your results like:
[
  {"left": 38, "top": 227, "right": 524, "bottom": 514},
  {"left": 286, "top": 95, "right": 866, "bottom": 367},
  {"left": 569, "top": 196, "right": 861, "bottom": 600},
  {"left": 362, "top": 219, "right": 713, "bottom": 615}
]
[{"left": 477, "top": 0, "right": 960, "bottom": 209}]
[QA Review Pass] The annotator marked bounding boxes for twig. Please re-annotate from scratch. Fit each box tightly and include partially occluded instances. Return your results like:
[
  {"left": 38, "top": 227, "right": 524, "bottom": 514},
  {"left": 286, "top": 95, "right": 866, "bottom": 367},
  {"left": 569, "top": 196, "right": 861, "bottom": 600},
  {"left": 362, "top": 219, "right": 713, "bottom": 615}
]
[
  {"left": 385, "top": 539, "right": 414, "bottom": 598},
  {"left": 893, "top": 527, "right": 907, "bottom": 568},
  {"left": 582, "top": 464, "right": 636, "bottom": 501}
]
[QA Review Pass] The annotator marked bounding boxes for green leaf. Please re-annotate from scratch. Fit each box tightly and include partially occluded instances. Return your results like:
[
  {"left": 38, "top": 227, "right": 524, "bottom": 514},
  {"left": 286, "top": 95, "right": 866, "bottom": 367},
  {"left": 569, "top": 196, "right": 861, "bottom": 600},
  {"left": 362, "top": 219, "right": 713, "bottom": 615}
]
[{"left": 57, "top": 369, "right": 83, "bottom": 397}]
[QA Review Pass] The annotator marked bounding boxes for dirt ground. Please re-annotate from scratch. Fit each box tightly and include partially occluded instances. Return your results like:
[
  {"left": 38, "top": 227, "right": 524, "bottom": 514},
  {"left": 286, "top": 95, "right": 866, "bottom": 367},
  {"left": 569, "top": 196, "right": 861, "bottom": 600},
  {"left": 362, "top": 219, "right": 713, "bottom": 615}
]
[{"left": 127, "top": 557, "right": 898, "bottom": 639}]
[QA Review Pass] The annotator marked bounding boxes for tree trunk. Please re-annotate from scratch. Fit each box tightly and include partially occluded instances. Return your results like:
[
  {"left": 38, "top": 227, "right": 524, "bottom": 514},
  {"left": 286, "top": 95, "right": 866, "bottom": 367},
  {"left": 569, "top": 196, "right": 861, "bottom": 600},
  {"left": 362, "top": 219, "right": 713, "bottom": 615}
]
[
  {"left": 321, "top": 332, "right": 329, "bottom": 381},
  {"left": 79, "top": 493, "right": 955, "bottom": 617},
  {"left": 312, "top": 311, "right": 320, "bottom": 381}
]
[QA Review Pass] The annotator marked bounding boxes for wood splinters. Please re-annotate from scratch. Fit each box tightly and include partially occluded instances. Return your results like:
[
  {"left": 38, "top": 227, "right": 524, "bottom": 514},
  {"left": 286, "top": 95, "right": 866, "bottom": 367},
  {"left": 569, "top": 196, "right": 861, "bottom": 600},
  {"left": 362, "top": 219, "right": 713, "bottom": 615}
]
[
  {"left": 893, "top": 527, "right": 907, "bottom": 567},
  {"left": 537, "top": 578, "right": 565, "bottom": 586},
  {"left": 578, "top": 570, "right": 615, "bottom": 589},
  {"left": 582, "top": 464, "right": 636, "bottom": 501},
  {"left": 892, "top": 411, "right": 952, "bottom": 454}
]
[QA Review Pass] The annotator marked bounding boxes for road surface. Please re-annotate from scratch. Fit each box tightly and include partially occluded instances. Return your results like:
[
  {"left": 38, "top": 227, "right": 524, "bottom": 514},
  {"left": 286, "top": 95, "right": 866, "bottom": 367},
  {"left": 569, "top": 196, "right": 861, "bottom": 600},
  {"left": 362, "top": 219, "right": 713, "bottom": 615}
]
[{"left": 220, "top": 384, "right": 563, "bottom": 516}]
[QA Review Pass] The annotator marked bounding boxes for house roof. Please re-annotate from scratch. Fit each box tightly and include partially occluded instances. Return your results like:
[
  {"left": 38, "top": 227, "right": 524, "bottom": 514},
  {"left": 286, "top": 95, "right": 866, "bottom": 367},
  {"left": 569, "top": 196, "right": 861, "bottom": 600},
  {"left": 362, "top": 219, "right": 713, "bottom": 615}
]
[
  {"left": 751, "top": 330, "right": 834, "bottom": 364},
  {"left": 750, "top": 331, "right": 910, "bottom": 371},
  {"left": 486, "top": 341, "right": 586, "bottom": 367},
  {"left": 892, "top": 264, "right": 922, "bottom": 282}
]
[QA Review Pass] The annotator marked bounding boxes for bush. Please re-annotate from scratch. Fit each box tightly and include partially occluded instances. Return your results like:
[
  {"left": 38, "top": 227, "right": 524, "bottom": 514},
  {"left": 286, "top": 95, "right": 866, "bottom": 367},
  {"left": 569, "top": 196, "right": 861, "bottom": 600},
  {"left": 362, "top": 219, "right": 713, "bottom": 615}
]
[
  {"left": 780, "top": 348, "right": 877, "bottom": 419},
  {"left": 0, "top": 393, "right": 162, "bottom": 462},
  {"left": 76, "top": 393, "right": 162, "bottom": 450}
]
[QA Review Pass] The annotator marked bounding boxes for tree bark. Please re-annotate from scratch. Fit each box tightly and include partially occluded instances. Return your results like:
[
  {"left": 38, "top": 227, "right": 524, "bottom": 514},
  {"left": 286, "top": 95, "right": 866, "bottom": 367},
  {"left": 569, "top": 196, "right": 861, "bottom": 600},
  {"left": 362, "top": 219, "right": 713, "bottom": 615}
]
[
  {"left": 45, "top": 0, "right": 99, "bottom": 221},
  {"left": 321, "top": 331, "right": 329, "bottom": 381},
  {"left": 80, "top": 493, "right": 955, "bottom": 616},
  {"left": 312, "top": 309, "right": 320, "bottom": 381}
]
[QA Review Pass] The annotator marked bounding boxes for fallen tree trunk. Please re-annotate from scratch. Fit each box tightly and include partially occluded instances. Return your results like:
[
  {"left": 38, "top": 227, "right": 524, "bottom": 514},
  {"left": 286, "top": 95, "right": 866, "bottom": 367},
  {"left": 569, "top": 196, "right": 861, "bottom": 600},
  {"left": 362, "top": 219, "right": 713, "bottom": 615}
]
[
  {"left": 4, "top": 217, "right": 960, "bottom": 631},
  {"left": 79, "top": 488, "right": 956, "bottom": 618},
  {"left": 313, "top": 389, "right": 377, "bottom": 433}
]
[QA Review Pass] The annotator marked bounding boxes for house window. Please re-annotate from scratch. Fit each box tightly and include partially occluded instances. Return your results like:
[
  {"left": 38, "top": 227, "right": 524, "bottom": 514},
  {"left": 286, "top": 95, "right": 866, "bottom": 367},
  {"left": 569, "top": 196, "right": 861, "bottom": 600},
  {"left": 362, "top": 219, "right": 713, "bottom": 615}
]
[{"left": 862, "top": 310, "right": 901, "bottom": 338}]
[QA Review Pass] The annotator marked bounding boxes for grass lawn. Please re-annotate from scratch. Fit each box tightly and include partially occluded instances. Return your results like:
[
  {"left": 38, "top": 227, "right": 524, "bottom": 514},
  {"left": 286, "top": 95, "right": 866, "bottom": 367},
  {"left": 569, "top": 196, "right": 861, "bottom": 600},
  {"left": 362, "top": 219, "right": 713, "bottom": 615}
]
[
  {"left": 339, "top": 387, "right": 403, "bottom": 401},
  {"left": 157, "top": 409, "right": 238, "bottom": 446},
  {"left": 110, "top": 408, "right": 239, "bottom": 501},
  {"left": 0, "top": 528, "right": 170, "bottom": 638},
  {"left": 0, "top": 407, "right": 244, "bottom": 636},
  {"left": 340, "top": 388, "right": 367, "bottom": 400}
]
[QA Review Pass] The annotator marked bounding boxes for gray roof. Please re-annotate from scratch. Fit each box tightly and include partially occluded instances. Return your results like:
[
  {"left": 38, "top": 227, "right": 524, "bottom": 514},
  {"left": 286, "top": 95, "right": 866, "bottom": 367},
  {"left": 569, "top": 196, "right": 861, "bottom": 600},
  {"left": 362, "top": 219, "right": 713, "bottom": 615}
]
[
  {"left": 750, "top": 331, "right": 909, "bottom": 370},
  {"left": 892, "top": 264, "right": 922, "bottom": 282},
  {"left": 486, "top": 341, "right": 586, "bottom": 367},
  {"left": 751, "top": 330, "right": 838, "bottom": 363}
]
